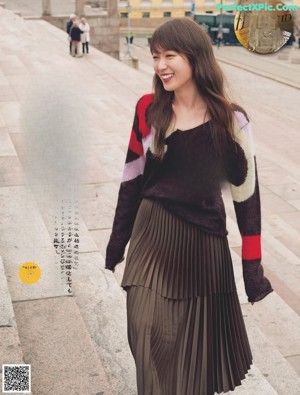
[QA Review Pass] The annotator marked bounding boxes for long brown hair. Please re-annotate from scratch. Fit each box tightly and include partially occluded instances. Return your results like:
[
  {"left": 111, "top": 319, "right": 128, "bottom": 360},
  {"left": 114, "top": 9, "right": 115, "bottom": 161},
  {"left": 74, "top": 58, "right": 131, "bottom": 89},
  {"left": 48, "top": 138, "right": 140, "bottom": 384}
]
[{"left": 148, "top": 18, "right": 237, "bottom": 168}]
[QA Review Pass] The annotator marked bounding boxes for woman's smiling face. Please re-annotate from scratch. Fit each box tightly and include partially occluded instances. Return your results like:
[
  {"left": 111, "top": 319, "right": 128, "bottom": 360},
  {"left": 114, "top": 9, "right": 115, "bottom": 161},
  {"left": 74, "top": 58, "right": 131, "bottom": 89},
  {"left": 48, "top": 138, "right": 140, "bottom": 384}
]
[{"left": 152, "top": 49, "right": 194, "bottom": 93}]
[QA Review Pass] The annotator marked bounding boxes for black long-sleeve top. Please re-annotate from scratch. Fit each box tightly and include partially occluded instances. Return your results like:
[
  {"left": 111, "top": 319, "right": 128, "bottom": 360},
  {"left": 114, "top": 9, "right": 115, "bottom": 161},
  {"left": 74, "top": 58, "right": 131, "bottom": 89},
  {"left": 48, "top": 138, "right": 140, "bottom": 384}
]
[{"left": 106, "top": 94, "right": 262, "bottom": 272}]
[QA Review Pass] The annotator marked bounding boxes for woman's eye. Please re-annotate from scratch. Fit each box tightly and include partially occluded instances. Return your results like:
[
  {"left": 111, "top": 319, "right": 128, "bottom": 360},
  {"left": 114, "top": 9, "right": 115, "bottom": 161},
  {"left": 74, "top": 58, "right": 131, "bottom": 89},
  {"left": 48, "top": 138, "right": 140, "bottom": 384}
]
[{"left": 166, "top": 54, "right": 175, "bottom": 58}]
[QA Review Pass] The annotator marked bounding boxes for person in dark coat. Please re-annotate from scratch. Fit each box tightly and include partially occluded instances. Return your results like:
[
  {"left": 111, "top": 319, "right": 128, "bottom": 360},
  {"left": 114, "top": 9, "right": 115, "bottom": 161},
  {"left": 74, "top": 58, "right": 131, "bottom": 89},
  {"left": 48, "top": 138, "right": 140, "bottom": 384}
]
[
  {"left": 70, "top": 21, "right": 83, "bottom": 57},
  {"left": 66, "top": 14, "right": 76, "bottom": 55}
]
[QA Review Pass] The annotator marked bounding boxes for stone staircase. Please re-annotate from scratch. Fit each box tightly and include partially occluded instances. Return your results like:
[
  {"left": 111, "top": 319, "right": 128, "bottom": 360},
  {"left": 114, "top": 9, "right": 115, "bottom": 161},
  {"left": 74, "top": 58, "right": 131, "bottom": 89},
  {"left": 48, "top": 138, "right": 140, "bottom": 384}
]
[{"left": 0, "top": 5, "right": 300, "bottom": 395}]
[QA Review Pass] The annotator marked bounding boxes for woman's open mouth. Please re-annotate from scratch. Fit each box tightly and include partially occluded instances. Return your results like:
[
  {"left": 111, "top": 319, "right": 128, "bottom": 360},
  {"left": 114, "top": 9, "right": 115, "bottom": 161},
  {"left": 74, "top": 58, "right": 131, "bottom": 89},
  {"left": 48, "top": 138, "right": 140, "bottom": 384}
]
[{"left": 161, "top": 73, "right": 174, "bottom": 83}]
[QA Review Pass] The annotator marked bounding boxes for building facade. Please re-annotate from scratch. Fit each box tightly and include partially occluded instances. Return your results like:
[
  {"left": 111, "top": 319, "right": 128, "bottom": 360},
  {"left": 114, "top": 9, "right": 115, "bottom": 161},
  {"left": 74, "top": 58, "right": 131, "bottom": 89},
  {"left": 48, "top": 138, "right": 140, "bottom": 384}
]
[{"left": 118, "top": 0, "right": 300, "bottom": 19}]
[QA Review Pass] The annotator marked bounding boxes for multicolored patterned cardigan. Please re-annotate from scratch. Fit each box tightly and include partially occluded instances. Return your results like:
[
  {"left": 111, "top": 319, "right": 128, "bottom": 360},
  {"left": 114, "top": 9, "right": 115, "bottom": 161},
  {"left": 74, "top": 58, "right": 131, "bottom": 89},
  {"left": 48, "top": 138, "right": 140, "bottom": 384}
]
[{"left": 106, "top": 93, "right": 273, "bottom": 303}]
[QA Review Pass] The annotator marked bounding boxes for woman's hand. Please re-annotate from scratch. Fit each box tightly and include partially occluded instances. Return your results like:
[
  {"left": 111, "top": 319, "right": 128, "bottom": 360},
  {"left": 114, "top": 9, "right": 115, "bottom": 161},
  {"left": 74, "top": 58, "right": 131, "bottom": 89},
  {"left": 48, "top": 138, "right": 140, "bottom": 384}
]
[
  {"left": 105, "top": 256, "right": 125, "bottom": 273},
  {"left": 242, "top": 260, "right": 273, "bottom": 305}
]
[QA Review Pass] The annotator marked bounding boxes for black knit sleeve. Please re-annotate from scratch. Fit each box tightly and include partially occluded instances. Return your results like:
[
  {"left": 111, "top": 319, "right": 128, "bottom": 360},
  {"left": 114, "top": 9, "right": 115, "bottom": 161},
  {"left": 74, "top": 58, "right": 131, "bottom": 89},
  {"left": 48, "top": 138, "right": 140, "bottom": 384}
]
[
  {"left": 105, "top": 95, "right": 153, "bottom": 271},
  {"left": 230, "top": 110, "right": 273, "bottom": 303}
]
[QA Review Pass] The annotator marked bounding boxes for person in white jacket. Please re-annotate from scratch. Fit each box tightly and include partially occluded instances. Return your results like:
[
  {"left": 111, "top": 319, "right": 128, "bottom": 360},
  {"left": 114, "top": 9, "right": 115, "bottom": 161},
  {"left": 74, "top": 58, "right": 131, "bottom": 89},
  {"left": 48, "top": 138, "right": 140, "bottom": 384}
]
[{"left": 79, "top": 17, "right": 90, "bottom": 54}]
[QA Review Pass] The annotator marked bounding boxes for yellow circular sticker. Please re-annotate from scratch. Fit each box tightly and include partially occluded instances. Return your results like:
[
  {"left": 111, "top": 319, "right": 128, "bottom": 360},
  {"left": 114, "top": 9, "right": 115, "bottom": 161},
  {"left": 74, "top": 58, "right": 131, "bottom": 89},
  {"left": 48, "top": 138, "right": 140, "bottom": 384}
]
[{"left": 19, "top": 262, "right": 41, "bottom": 284}]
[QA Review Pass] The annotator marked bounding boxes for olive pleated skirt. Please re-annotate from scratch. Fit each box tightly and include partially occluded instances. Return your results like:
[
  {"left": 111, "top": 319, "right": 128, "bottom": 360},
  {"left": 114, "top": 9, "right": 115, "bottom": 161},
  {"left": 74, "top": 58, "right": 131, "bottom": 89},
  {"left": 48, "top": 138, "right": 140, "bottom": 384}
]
[{"left": 121, "top": 199, "right": 252, "bottom": 395}]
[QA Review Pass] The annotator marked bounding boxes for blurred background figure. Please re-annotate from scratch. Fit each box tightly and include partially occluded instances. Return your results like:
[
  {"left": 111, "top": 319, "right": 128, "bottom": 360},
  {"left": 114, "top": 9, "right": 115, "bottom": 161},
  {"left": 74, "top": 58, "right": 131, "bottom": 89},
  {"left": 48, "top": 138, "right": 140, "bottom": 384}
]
[
  {"left": 216, "top": 31, "right": 223, "bottom": 48},
  {"left": 66, "top": 13, "right": 76, "bottom": 55},
  {"left": 79, "top": 17, "right": 90, "bottom": 55},
  {"left": 70, "top": 21, "right": 83, "bottom": 57}
]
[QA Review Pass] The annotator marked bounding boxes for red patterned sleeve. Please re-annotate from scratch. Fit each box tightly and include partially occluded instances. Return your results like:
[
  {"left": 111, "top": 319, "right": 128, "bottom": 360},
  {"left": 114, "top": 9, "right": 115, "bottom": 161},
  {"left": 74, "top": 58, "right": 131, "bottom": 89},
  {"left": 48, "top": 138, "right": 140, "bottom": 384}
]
[{"left": 105, "top": 94, "right": 153, "bottom": 271}]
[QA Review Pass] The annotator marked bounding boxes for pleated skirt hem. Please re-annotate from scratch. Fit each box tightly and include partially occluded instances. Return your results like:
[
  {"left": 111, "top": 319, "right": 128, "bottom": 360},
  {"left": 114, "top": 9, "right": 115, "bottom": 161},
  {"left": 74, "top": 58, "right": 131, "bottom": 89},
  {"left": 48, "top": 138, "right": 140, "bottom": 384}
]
[{"left": 126, "top": 285, "right": 252, "bottom": 395}]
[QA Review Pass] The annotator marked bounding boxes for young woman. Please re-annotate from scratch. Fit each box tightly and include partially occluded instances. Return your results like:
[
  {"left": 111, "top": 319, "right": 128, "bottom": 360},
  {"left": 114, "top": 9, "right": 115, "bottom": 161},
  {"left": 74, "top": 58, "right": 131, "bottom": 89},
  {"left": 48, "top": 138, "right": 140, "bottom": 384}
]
[
  {"left": 79, "top": 17, "right": 90, "bottom": 54},
  {"left": 105, "top": 18, "right": 273, "bottom": 395}
]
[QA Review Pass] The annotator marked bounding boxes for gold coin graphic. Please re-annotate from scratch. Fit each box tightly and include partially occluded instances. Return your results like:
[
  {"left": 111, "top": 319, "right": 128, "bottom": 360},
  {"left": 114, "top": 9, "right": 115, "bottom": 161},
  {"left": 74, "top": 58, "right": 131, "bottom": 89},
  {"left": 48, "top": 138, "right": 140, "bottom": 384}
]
[
  {"left": 234, "top": 0, "right": 293, "bottom": 54},
  {"left": 19, "top": 262, "right": 41, "bottom": 284}
]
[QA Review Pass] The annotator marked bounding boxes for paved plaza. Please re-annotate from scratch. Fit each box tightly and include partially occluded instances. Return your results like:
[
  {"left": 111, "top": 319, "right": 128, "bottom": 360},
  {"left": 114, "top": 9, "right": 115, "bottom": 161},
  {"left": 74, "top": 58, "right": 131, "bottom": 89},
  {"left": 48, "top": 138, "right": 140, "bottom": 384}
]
[{"left": 0, "top": 4, "right": 300, "bottom": 395}]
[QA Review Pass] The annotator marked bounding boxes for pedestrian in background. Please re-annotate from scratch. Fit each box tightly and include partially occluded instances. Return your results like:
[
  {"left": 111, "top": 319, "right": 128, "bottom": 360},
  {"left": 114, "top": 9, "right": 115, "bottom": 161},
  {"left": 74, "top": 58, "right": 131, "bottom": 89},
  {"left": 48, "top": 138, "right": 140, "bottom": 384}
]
[
  {"left": 70, "top": 21, "right": 83, "bottom": 57},
  {"left": 106, "top": 18, "right": 273, "bottom": 395},
  {"left": 79, "top": 17, "right": 90, "bottom": 55},
  {"left": 66, "top": 13, "right": 76, "bottom": 55},
  {"left": 216, "top": 31, "right": 223, "bottom": 48}
]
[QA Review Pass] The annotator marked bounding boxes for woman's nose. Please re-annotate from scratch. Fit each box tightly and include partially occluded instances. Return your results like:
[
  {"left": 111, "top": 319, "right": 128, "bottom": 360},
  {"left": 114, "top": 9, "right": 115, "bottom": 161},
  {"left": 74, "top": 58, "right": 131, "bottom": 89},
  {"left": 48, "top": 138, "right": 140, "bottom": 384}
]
[{"left": 157, "top": 58, "right": 167, "bottom": 71}]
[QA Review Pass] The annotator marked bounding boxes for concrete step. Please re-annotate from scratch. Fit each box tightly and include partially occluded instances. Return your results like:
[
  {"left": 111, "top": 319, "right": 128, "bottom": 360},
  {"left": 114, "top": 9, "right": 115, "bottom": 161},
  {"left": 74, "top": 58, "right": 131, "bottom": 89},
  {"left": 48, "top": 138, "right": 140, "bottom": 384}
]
[
  {"left": 2, "top": 247, "right": 113, "bottom": 395},
  {"left": 72, "top": 251, "right": 136, "bottom": 395},
  {"left": 0, "top": 185, "right": 113, "bottom": 394},
  {"left": 0, "top": 257, "right": 15, "bottom": 328},
  {"left": 14, "top": 296, "right": 113, "bottom": 395},
  {"left": 0, "top": 186, "right": 69, "bottom": 302},
  {"left": 245, "top": 291, "right": 300, "bottom": 360},
  {"left": 0, "top": 256, "right": 26, "bottom": 392},
  {"left": 243, "top": 306, "right": 300, "bottom": 394}
]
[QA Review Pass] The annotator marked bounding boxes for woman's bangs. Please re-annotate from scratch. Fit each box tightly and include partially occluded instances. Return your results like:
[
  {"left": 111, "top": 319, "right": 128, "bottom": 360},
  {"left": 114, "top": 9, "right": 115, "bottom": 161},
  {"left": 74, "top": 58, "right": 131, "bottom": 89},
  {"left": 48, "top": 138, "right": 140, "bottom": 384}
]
[{"left": 150, "top": 29, "right": 181, "bottom": 54}]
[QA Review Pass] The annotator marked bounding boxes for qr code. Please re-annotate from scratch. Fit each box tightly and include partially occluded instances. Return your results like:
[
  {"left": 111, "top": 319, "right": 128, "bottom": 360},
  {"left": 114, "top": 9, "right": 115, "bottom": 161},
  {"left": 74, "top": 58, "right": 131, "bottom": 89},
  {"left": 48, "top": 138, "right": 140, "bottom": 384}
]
[{"left": 2, "top": 364, "right": 31, "bottom": 393}]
